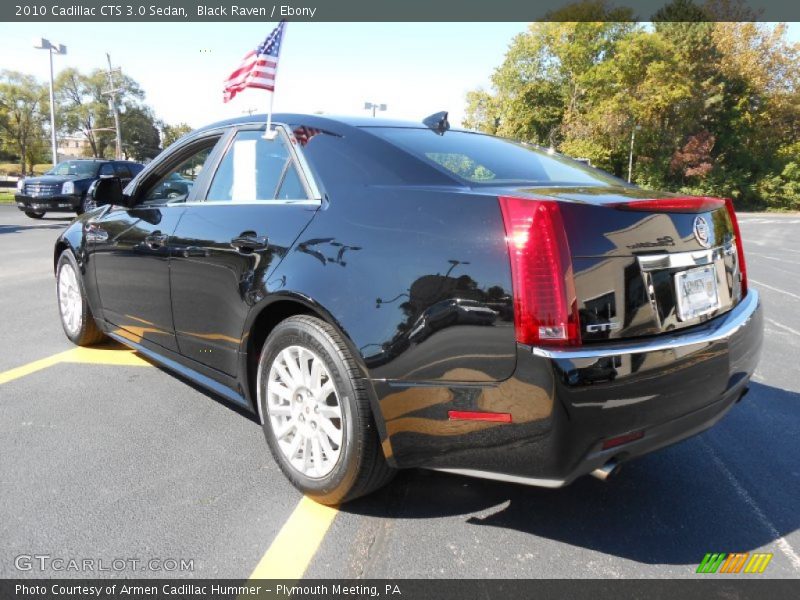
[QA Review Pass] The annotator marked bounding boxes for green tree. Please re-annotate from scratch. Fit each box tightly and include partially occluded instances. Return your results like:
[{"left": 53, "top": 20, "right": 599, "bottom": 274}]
[
  {"left": 55, "top": 67, "right": 144, "bottom": 158},
  {"left": 161, "top": 122, "right": 192, "bottom": 148},
  {"left": 463, "top": 3, "right": 800, "bottom": 209},
  {"left": 120, "top": 105, "right": 161, "bottom": 161},
  {"left": 0, "top": 70, "right": 49, "bottom": 174}
]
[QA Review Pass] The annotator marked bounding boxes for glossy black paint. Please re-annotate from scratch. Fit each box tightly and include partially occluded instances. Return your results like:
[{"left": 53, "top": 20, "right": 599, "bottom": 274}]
[{"left": 54, "top": 114, "right": 763, "bottom": 485}]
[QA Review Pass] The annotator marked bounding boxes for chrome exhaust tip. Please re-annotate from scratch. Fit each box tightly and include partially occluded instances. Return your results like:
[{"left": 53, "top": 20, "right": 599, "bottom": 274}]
[{"left": 590, "top": 460, "right": 620, "bottom": 482}]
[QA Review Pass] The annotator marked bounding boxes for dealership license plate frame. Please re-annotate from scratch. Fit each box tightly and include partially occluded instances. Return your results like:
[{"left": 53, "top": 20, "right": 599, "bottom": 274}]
[{"left": 674, "top": 264, "right": 721, "bottom": 321}]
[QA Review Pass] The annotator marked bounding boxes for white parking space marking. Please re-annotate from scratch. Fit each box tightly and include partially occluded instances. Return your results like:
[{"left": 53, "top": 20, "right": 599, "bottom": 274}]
[
  {"left": 766, "top": 318, "right": 800, "bottom": 338},
  {"left": 701, "top": 439, "right": 800, "bottom": 572},
  {"left": 748, "top": 252, "right": 798, "bottom": 265},
  {"left": 750, "top": 279, "right": 800, "bottom": 301}
]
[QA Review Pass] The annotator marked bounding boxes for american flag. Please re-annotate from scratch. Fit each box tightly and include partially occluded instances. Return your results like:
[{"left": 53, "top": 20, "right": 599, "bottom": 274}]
[
  {"left": 292, "top": 125, "right": 324, "bottom": 146},
  {"left": 223, "top": 21, "right": 285, "bottom": 103}
]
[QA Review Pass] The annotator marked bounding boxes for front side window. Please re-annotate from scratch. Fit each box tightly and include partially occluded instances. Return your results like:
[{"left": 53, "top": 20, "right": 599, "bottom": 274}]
[
  {"left": 140, "top": 142, "right": 217, "bottom": 205},
  {"left": 368, "top": 128, "right": 625, "bottom": 187},
  {"left": 206, "top": 130, "right": 307, "bottom": 202}
]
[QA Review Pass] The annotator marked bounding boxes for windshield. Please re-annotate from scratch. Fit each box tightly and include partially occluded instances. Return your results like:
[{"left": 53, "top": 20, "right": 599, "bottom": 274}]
[
  {"left": 368, "top": 128, "right": 625, "bottom": 187},
  {"left": 46, "top": 161, "right": 99, "bottom": 178}
]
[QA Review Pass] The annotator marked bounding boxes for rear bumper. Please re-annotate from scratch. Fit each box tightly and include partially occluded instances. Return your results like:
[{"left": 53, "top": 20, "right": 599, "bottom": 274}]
[
  {"left": 15, "top": 194, "right": 79, "bottom": 212},
  {"left": 375, "top": 289, "right": 763, "bottom": 485}
]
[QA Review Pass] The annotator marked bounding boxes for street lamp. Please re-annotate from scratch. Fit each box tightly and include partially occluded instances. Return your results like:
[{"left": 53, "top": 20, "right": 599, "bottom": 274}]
[
  {"left": 33, "top": 38, "right": 67, "bottom": 168},
  {"left": 364, "top": 102, "right": 387, "bottom": 118}
]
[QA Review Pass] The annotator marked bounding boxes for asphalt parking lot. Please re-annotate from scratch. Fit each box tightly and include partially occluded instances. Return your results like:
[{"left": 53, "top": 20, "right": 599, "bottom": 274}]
[{"left": 1, "top": 204, "right": 798, "bottom": 579}]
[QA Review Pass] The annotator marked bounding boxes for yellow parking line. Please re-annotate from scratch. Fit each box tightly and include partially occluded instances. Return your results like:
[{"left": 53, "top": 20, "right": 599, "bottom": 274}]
[
  {"left": 249, "top": 496, "right": 339, "bottom": 579},
  {"left": 0, "top": 344, "right": 151, "bottom": 386},
  {"left": 0, "top": 350, "right": 77, "bottom": 385},
  {"left": 63, "top": 345, "right": 150, "bottom": 367}
]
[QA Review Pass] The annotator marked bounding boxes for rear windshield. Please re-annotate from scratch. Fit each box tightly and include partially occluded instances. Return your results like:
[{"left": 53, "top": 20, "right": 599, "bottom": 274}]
[{"left": 367, "top": 128, "right": 622, "bottom": 187}]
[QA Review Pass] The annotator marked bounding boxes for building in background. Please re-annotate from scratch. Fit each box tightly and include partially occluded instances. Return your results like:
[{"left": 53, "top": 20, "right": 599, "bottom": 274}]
[{"left": 57, "top": 136, "right": 92, "bottom": 160}]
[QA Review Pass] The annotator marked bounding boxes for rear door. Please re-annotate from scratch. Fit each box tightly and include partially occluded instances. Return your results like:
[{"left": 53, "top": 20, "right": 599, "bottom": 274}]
[{"left": 169, "top": 125, "right": 321, "bottom": 376}]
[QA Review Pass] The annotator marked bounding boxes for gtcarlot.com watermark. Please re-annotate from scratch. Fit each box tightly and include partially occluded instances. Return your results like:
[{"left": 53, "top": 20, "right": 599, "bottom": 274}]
[{"left": 14, "top": 554, "right": 194, "bottom": 573}]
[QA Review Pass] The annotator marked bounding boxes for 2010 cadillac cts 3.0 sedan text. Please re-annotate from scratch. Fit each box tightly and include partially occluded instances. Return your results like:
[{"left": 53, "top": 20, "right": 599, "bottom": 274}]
[{"left": 53, "top": 113, "right": 763, "bottom": 504}]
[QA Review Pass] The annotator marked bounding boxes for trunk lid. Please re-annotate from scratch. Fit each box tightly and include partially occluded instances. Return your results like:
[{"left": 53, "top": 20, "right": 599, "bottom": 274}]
[{"left": 503, "top": 186, "right": 744, "bottom": 343}]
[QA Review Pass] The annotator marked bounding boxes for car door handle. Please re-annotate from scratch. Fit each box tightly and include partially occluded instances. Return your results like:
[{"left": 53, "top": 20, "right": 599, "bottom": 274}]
[
  {"left": 145, "top": 231, "right": 168, "bottom": 250},
  {"left": 231, "top": 232, "right": 268, "bottom": 253}
]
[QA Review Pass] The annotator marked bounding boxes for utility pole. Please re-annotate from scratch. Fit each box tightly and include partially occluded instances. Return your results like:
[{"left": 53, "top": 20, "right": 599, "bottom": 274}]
[{"left": 103, "top": 53, "right": 123, "bottom": 159}]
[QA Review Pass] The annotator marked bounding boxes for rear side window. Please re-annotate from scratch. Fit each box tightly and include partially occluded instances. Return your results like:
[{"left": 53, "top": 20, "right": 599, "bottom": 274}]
[
  {"left": 206, "top": 130, "right": 307, "bottom": 201},
  {"left": 368, "top": 128, "right": 622, "bottom": 187}
]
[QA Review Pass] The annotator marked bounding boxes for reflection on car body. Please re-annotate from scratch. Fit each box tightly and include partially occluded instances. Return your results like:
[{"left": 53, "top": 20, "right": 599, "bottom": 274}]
[{"left": 52, "top": 112, "right": 762, "bottom": 504}]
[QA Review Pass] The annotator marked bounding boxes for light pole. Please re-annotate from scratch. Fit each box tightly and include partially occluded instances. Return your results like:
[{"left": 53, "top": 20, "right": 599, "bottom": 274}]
[
  {"left": 33, "top": 38, "right": 67, "bottom": 168},
  {"left": 364, "top": 102, "right": 387, "bottom": 118}
]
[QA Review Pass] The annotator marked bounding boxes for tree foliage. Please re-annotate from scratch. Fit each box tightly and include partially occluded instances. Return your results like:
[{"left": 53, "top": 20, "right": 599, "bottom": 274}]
[
  {"left": 55, "top": 67, "right": 159, "bottom": 160},
  {"left": 0, "top": 71, "right": 49, "bottom": 174},
  {"left": 161, "top": 122, "right": 193, "bottom": 149},
  {"left": 464, "top": 0, "right": 800, "bottom": 209}
]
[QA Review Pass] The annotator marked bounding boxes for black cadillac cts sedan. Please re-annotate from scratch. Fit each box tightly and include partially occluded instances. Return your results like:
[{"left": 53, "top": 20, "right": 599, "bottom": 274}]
[{"left": 53, "top": 113, "right": 763, "bottom": 504}]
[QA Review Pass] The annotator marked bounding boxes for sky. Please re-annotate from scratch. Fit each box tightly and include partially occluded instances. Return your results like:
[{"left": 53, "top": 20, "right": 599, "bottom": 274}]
[
  {"left": 0, "top": 22, "right": 797, "bottom": 130},
  {"left": 0, "top": 22, "right": 529, "bottom": 128}
]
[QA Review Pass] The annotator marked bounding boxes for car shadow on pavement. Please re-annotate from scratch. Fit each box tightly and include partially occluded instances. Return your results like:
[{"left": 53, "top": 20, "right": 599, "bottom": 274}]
[
  {"left": 343, "top": 381, "right": 799, "bottom": 566},
  {"left": 0, "top": 218, "right": 71, "bottom": 235}
]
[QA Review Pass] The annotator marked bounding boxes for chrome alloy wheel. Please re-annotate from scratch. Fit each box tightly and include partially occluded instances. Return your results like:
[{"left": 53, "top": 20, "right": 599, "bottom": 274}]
[
  {"left": 58, "top": 262, "right": 82, "bottom": 335},
  {"left": 266, "top": 345, "right": 343, "bottom": 478}
]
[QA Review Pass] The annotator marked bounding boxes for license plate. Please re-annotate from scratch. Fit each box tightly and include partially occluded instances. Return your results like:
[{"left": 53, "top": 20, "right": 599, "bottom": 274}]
[{"left": 674, "top": 265, "right": 720, "bottom": 321}]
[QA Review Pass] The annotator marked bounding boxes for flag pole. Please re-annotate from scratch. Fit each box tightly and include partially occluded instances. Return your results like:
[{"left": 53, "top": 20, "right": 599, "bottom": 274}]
[
  {"left": 264, "top": 91, "right": 276, "bottom": 139},
  {"left": 263, "top": 21, "right": 285, "bottom": 140}
]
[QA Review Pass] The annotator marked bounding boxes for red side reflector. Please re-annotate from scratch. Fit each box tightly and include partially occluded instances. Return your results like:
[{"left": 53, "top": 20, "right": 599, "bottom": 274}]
[
  {"left": 610, "top": 197, "right": 725, "bottom": 213},
  {"left": 602, "top": 430, "right": 645, "bottom": 450},
  {"left": 448, "top": 410, "right": 512, "bottom": 423},
  {"left": 724, "top": 198, "right": 748, "bottom": 297},
  {"left": 498, "top": 197, "right": 580, "bottom": 347}
]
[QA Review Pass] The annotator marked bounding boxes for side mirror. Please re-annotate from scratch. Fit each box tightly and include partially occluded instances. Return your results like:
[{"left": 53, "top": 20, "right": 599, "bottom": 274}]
[{"left": 90, "top": 177, "right": 126, "bottom": 207}]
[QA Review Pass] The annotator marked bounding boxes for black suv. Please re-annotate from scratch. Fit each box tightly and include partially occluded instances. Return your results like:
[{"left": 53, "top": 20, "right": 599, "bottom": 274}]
[{"left": 15, "top": 159, "right": 144, "bottom": 219}]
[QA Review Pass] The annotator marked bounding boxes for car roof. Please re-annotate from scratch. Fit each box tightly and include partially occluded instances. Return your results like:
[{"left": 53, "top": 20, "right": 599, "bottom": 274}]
[
  {"left": 191, "top": 113, "right": 470, "bottom": 136},
  {"left": 61, "top": 158, "right": 140, "bottom": 164}
]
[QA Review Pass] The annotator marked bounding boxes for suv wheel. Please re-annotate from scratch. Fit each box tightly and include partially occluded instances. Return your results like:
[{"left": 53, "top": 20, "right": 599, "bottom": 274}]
[
  {"left": 24, "top": 210, "right": 45, "bottom": 219},
  {"left": 257, "top": 315, "right": 395, "bottom": 504},
  {"left": 75, "top": 194, "right": 94, "bottom": 216},
  {"left": 56, "top": 251, "right": 106, "bottom": 346}
]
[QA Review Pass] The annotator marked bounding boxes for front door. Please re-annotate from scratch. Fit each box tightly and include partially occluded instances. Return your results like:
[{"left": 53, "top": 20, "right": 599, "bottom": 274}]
[
  {"left": 169, "top": 126, "right": 320, "bottom": 376},
  {"left": 90, "top": 136, "right": 224, "bottom": 352}
]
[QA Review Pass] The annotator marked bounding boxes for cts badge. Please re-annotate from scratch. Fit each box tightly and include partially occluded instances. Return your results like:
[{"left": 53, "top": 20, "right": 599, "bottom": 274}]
[
  {"left": 693, "top": 215, "right": 712, "bottom": 248},
  {"left": 586, "top": 322, "right": 621, "bottom": 333}
]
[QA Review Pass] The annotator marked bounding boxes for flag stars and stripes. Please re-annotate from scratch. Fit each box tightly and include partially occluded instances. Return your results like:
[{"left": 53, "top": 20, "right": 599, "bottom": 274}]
[{"left": 223, "top": 21, "right": 286, "bottom": 103}]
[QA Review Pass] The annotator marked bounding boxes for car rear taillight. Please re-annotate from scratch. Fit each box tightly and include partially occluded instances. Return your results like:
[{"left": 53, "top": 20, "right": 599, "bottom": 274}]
[
  {"left": 724, "top": 198, "right": 748, "bottom": 297},
  {"left": 610, "top": 197, "right": 726, "bottom": 213},
  {"left": 498, "top": 197, "right": 580, "bottom": 347}
]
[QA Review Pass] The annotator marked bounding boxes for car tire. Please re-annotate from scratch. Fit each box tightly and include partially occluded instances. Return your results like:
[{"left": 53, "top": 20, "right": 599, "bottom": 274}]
[
  {"left": 75, "top": 194, "right": 94, "bottom": 216},
  {"left": 24, "top": 210, "right": 45, "bottom": 219},
  {"left": 56, "top": 250, "right": 106, "bottom": 346},
  {"left": 258, "top": 315, "right": 395, "bottom": 504}
]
